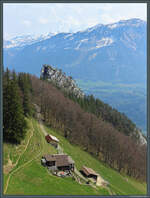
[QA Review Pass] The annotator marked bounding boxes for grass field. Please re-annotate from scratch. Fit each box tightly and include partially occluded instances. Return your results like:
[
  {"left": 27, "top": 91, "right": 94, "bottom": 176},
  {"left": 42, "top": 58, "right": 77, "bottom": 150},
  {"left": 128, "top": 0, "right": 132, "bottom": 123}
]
[
  {"left": 44, "top": 125, "right": 147, "bottom": 195},
  {"left": 3, "top": 118, "right": 146, "bottom": 195},
  {"left": 3, "top": 118, "right": 108, "bottom": 195}
]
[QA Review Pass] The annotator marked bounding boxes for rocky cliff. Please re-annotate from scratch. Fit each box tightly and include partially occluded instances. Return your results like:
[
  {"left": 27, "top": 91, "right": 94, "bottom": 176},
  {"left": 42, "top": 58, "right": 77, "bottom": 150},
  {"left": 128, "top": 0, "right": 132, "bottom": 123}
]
[
  {"left": 41, "top": 64, "right": 84, "bottom": 98},
  {"left": 134, "top": 128, "right": 147, "bottom": 145}
]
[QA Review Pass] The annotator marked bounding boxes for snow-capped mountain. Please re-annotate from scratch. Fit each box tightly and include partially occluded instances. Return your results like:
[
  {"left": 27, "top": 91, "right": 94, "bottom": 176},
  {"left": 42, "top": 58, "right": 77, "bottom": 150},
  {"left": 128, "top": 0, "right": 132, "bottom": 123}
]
[
  {"left": 4, "top": 18, "right": 146, "bottom": 84},
  {"left": 4, "top": 33, "right": 55, "bottom": 49}
]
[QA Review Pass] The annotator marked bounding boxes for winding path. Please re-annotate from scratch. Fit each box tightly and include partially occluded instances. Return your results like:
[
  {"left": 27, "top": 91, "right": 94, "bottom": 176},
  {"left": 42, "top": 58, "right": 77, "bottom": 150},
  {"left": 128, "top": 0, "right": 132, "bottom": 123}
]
[
  {"left": 4, "top": 104, "right": 111, "bottom": 194},
  {"left": 39, "top": 121, "right": 47, "bottom": 136},
  {"left": 4, "top": 120, "right": 34, "bottom": 194}
]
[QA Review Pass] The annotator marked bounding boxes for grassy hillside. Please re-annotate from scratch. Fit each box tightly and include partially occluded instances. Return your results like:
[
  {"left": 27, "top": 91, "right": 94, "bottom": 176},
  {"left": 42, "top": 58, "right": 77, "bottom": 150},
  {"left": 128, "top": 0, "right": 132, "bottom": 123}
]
[{"left": 3, "top": 118, "right": 146, "bottom": 195}]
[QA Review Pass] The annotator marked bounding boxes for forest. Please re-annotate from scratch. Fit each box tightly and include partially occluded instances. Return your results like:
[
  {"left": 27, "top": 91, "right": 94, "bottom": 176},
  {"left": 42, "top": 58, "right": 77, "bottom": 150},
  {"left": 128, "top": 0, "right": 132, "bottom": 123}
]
[
  {"left": 3, "top": 69, "right": 146, "bottom": 181},
  {"left": 67, "top": 93, "right": 137, "bottom": 138}
]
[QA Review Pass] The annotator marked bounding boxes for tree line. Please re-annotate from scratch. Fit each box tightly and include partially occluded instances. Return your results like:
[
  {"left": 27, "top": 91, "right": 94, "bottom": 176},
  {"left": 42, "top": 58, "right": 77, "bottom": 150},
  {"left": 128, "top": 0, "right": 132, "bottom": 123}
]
[
  {"left": 65, "top": 92, "right": 139, "bottom": 140},
  {"left": 3, "top": 69, "right": 33, "bottom": 144}
]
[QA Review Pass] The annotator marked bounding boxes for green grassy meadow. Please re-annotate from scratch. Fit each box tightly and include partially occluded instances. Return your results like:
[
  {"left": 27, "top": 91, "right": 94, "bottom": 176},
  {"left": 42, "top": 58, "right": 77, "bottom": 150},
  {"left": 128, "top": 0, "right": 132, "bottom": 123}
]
[
  {"left": 44, "top": 125, "right": 146, "bottom": 195},
  {"left": 3, "top": 118, "right": 146, "bottom": 195}
]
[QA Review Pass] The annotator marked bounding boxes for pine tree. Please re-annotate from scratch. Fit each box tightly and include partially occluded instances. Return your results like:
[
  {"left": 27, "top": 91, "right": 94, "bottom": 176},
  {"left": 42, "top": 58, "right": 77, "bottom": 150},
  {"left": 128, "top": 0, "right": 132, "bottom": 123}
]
[
  {"left": 3, "top": 76, "right": 27, "bottom": 144},
  {"left": 18, "top": 73, "right": 32, "bottom": 116}
]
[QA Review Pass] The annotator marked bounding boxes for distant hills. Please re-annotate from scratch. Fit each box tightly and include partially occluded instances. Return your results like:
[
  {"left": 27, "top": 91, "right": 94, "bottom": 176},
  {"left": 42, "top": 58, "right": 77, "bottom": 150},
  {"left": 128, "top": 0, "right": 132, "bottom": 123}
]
[{"left": 3, "top": 18, "right": 147, "bottom": 133}]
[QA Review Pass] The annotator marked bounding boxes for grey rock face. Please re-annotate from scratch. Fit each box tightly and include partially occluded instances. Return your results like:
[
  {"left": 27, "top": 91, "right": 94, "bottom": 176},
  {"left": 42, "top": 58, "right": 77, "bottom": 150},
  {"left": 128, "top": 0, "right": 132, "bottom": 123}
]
[
  {"left": 41, "top": 64, "right": 84, "bottom": 98},
  {"left": 137, "top": 130, "right": 147, "bottom": 145},
  {"left": 131, "top": 128, "right": 147, "bottom": 145}
]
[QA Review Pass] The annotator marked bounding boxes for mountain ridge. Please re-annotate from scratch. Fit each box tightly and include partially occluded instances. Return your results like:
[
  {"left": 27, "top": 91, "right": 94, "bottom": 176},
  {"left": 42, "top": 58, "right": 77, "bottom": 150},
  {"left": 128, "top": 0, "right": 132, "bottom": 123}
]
[
  {"left": 4, "top": 18, "right": 146, "bottom": 83},
  {"left": 4, "top": 18, "right": 146, "bottom": 48}
]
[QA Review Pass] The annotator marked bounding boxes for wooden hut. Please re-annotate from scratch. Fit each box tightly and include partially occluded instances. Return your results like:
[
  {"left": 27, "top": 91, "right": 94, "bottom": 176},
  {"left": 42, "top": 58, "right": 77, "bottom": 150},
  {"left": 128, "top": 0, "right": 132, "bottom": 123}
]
[
  {"left": 80, "top": 166, "right": 99, "bottom": 180},
  {"left": 41, "top": 154, "right": 75, "bottom": 171},
  {"left": 80, "top": 166, "right": 108, "bottom": 186},
  {"left": 45, "top": 134, "right": 59, "bottom": 148}
]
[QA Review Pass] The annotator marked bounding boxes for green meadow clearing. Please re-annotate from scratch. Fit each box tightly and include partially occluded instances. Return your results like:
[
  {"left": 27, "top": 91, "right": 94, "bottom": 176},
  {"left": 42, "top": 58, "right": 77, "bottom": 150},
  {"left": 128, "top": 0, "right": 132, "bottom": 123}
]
[{"left": 3, "top": 118, "right": 146, "bottom": 195}]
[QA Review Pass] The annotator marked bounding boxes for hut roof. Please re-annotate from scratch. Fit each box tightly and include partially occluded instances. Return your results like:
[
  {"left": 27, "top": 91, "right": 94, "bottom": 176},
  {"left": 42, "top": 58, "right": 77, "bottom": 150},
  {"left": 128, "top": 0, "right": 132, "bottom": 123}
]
[
  {"left": 43, "top": 154, "right": 74, "bottom": 167},
  {"left": 50, "top": 134, "right": 59, "bottom": 142},
  {"left": 81, "top": 166, "right": 99, "bottom": 176},
  {"left": 46, "top": 134, "right": 59, "bottom": 142}
]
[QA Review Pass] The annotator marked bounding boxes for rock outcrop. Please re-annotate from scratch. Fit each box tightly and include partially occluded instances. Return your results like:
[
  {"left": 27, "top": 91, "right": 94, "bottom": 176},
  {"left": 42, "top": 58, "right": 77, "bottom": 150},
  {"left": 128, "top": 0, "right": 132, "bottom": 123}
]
[
  {"left": 41, "top": 64, "right": 84, "bottom": 98},
  {"left": 139, "top": 132, "right": 147, "bottom": 145},
  {"left": 137, "top": 130, "right": 147, "bottom": 145},
  {"left": 131, "top": 128, "right": 147, "bottom": 145}
]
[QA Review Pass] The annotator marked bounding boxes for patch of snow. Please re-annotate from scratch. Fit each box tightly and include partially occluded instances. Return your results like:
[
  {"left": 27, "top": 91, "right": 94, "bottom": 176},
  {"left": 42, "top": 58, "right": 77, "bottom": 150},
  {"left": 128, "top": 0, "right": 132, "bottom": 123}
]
[
  {"left": 64, "top": 47, "right": 70, "bottom": 50},
  {"left": 95, "top": 37, "right": 113, "bottom": 48},
  {"left": 69, "top": 37, "right": 74, "bottom": 40},
  {"left": 108, "top": 24, "right": 118, "bottom": 29},
  {"left": 4, "top": 33, "right": 55, "bottom": 49},
  {"left": 64, "top": 33, "right": 73, "bottom": 39},
  {"left": 80, "top": 24, "right": 103, "bottom": 33},
  {"left": 5, "top": 44, "right": 18, "bottom": 48},
  {"left": 80, "top": 38, "right": 88, "bottom": 42},
  {"left": 120, "top": 36, "right": 137, "bottom": 51},
  {"left": 75, "top": 38, "right": 88, "bottom": 50},
  {"left": 107, "top": 19, "right": 144, "bottom": 29}
]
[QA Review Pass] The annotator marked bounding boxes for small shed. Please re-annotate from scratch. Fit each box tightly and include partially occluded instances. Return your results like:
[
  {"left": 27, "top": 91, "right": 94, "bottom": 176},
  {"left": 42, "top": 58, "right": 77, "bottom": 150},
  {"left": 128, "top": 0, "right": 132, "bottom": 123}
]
[
  {"left": 80, "top": 166, "right": 108, "bottom": 186},
  {"left": 45, "top": 134, "right": 59, "bottom": 148},
  {"left": 80, "top": 166, "right": 99, "bottom": 180}
]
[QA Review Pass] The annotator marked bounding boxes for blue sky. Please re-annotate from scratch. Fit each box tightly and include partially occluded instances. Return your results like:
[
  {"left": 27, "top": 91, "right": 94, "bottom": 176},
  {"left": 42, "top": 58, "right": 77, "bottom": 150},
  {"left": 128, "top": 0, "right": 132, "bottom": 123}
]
[{"left": 4, "top": 3, "right": 147, "bottom": 39}]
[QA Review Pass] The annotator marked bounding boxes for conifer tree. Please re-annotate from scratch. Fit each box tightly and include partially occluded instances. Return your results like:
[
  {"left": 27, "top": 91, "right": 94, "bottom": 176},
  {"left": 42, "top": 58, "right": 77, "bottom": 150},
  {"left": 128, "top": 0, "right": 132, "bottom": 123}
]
[
  {"left": 18, "top": 73, "right": 32, "bottom": 116},
  {"left": 3, "top": 74, "right": 27, "bottom": 144}
]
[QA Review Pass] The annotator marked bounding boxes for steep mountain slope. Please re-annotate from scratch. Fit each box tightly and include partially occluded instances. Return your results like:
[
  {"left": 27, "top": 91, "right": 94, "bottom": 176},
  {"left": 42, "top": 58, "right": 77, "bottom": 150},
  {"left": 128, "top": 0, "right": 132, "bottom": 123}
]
[
  {"left": 3, "top": 69, "right": 147, "bottom": 195},
  {"left": 3, "top": 118, "right": 146, "bottom": 195}
]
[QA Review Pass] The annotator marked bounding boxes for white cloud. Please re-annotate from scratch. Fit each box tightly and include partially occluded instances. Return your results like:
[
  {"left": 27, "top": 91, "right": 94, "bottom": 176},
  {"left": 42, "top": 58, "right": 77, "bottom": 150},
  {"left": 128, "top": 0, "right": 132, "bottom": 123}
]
[
  {"left": 4, "top": 3, "right": 147, "bottom": 37},
  {"left": 68, "top": 16, "right": 80, "bottom": 26},
  {"left": 100, "top": 4, "right": 147, "bottom": 24},
  {"left": 100, "top": 3, "right": 113, "bottom": 11},
  {"left": 100, "top": 14, "right": 118, "bottom": 24},
  {"left": 23, "top": 20, "right": 31, "bottom": 27},
  {"left": 87, "top": 19, "right": 100, "bottom": 27},
  {"left": 39, "top": 18, "right": 49, "bottom": 24}
]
